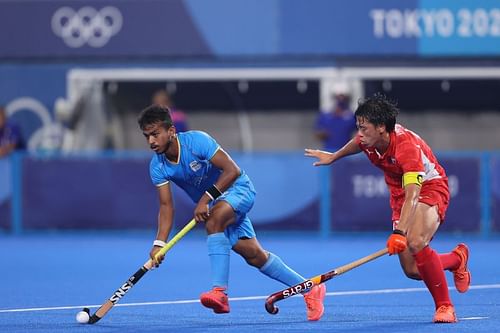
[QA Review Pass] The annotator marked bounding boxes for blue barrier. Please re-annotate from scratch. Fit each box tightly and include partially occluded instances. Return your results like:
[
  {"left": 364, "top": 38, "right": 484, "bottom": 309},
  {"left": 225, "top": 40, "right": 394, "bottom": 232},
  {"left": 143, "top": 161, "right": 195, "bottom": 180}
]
[
  {"left": 1, "top": 150, "right": 498, "bottom": 236},
  {"left": 491, "top": 154, "right": 500, "bottom": 233},
  {"left": 2, "top": 151, "right": 320, "bottom": 233},
  {"left": 11, "top": 153, "right": 23, "bottom": 235},
  {"left": 1, "top": 1, "right": 499, "bottom": 58},
  {"left": 0, "top": 157, "right": 11, "bottom": 231},
  {"left": 480, "top": 152, "right": 492, "bottom": 237}
]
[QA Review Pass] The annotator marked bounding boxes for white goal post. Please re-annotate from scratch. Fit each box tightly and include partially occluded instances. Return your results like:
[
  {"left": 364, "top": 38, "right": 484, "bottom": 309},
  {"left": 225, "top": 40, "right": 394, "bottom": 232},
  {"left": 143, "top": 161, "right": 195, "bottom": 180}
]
[{"left": 61, "top": 66, "right": 500, "bottom": 151}]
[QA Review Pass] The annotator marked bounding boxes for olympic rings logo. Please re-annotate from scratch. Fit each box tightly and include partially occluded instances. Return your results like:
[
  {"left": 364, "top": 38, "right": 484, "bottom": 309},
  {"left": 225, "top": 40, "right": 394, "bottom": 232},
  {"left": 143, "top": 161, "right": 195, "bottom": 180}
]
[{"left": 51, "top": 6, "right": 123, "bottom": 48}]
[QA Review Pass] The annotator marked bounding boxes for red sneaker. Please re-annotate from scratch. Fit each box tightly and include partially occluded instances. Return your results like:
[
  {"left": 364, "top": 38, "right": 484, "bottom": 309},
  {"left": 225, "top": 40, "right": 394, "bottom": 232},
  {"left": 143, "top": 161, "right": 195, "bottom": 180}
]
[
  {"left": 452, "top": 243, "right": 471, "bottom": 293},
  {"left": 200, "top": 287, "right": 230, "bottom": 314},
  {"left": 433, "top": 305, "right": 457, "bottom": 323},
  {"left": 303, "top": 284, "right": 326, "bottom": 321}
]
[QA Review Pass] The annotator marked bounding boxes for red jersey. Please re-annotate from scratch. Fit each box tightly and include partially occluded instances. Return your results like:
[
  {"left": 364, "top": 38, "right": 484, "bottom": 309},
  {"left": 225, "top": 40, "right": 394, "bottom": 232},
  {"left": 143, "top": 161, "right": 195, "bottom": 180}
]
[{"left": 356, "top": 124, "right": 450, "bottom": 222}]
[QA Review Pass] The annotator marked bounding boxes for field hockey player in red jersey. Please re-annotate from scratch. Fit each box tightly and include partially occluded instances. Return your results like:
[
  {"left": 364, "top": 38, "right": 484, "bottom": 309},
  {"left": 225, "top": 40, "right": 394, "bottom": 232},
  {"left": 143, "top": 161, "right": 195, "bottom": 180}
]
[{"left": 305, "top": 93, "right": 471, "bottom": 323}]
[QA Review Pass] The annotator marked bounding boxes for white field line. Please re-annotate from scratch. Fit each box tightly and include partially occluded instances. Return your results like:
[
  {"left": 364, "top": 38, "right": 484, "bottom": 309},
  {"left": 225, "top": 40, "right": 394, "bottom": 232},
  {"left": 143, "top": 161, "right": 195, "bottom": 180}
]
[
  {"left": 460, "top": 317, "right": 490, "bottom": 320},
  {"left": 1, "top": 283, "right": 499, "bottom": 314}
]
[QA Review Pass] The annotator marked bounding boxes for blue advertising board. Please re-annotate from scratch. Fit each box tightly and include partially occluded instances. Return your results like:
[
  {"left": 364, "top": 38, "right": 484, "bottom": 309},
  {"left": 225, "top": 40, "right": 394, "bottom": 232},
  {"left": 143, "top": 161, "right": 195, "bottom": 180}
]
[
  {"left": 330, "top": 158, "right": 392, "bottom": 232},
  {"left": 0, "top": 152, "right": 495, "bottom": 234},
  {"left": 0, "top": 1, "right": 209, "bottom": 58},
  {"left": 419, "top": 0, "right": 500, "bottom": 55},
  {"left": 15, "top": 152, "right": 320, "bottom": 231},
  {"left": 0, "top": 158, "right": 12, "bottom": 229},
  {"left": 439, "top": 156, "right": 481, "bottom": 232},
  {"left": 21, "top": 155, "right": 161, "bottom": 229},
  {"left": 0, "top": 0, "right": 499, "bottom": 58},
  {"left": 491, "top": 155, "right": 500, "bottom": 232},
  {"left": 329, "top": 155, "right": 481, "bottom": 232}
]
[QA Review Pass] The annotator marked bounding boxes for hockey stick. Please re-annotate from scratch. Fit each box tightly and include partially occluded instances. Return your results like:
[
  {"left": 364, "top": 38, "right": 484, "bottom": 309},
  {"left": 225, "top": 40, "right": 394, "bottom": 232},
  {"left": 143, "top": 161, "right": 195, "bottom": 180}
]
[
  {"left": 83, "top": 218, "right": 197, "bottom": 324},
  {"left": 265, "top": 248, "right": 388, "bottom": 314}
]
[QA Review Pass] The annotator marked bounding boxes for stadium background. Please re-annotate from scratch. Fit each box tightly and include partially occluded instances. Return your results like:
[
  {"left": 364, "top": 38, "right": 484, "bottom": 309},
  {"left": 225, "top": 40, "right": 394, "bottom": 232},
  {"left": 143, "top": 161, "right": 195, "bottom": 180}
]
[
  {"left": 1, "top": 0, "right": 499, "bottom": 236},
  {"left": 1, "top": 1, "right": 500, "bottom": 332}
]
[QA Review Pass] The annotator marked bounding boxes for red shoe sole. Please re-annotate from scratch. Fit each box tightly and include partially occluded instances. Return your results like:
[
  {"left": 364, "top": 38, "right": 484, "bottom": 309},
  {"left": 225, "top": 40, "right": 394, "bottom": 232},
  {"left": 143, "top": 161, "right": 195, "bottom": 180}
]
[{"left": 200, "top": 297, "right": 230, "bottom": 314}]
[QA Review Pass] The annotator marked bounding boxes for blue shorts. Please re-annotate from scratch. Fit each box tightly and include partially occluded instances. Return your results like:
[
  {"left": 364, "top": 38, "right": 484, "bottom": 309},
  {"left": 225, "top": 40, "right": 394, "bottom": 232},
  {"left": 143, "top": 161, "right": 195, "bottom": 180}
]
[{"left": 215, "top": 174, "right": 256, "bottom": 246}]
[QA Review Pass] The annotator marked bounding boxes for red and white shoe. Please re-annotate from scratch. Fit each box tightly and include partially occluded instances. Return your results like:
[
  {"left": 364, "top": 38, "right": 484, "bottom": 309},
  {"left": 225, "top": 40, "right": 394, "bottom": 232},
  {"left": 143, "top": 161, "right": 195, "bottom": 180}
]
[
  {"left": 303, "top": 284, "right": 326, "bottom": 321},
  {"left": 200, "top": 287, "right": 230, "bottom": 314},
  {"left": 452, "top": 243, "right": 471, "bottom": 293},
  {"left": 433, "top": 305, "right": 458, "bottom": 323}
]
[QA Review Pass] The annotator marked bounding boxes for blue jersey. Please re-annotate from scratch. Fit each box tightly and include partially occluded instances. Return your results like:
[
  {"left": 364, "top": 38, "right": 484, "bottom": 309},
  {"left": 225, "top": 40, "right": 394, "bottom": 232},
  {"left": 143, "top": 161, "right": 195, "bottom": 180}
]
[{"left": 149, "top": 131, "right": 246, "bottom": 203}]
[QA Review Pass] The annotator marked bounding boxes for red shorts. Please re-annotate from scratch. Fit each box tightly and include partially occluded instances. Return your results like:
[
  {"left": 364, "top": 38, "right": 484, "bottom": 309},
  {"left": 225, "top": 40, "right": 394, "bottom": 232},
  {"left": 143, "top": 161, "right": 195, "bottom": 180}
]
[{"left": 391, "top": 180, "right": 450, "bottom": 228}]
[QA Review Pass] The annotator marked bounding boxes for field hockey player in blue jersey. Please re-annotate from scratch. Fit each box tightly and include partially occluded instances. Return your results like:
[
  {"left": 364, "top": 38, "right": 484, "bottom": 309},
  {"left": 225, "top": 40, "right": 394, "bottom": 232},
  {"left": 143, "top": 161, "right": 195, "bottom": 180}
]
[{"left": 138, "top": 104, "right": 326, "bottom": 320}]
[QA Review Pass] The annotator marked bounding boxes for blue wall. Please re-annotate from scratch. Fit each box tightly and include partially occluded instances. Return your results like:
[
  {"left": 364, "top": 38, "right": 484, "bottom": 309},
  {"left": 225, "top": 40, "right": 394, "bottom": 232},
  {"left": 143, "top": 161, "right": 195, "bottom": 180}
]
[
  {"left": 1, "top": 151, "right": 498, "bottom": 236},
  {"left": 0, "top": 0, "right": 499, "bottom": 59}
]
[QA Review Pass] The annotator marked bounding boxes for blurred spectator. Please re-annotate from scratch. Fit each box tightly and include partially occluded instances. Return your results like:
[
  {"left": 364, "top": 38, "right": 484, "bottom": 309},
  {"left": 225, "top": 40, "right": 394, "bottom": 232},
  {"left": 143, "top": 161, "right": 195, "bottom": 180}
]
[
  {"left": 0, "top": 106, "right": 25, "bottom": 158},
  {"left": 314, "top": 83, "right": 357, "bottom": 150},
  {"left": 151, "top": 89, "right": 189, "bottom": 132}
]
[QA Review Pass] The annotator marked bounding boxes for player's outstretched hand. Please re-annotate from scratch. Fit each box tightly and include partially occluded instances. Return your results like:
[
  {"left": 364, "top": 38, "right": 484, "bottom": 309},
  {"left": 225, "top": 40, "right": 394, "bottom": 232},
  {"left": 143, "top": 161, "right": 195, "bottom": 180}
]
[
  {"left": 304, "top": 149, "right": 335, "bottom": 166},
  {"left": 386, "top": 230, "right": 407, "bottom": 255}
]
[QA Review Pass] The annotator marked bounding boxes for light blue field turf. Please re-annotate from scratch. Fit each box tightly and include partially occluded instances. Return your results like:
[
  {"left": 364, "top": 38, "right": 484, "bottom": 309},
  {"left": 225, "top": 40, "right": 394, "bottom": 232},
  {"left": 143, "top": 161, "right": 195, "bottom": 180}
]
[{"left": 0, "top": 231, "right": 499, "bottom": 333}]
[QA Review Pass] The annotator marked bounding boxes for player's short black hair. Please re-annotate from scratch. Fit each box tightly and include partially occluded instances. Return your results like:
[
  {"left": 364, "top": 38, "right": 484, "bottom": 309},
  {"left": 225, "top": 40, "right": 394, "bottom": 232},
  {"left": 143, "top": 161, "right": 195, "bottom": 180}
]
[
  {"left": 354, "top": 93, "right": 399, "bottom": 132},
  {"left": 137, "top": 104, "right": 173, "bottom": 130}
]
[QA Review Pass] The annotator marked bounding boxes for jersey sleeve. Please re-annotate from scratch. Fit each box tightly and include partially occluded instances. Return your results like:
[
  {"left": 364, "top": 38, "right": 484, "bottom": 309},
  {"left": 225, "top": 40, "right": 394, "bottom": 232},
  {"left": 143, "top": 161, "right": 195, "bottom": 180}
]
[
  {"left": 190, "top": 131, "right": 220, "bottom": 160},
  {"left": 396, "top": 141, "right": 425, "bottom": 186},
  {"left": 149, "top": 157, "right": 169, "bottom": 187}
]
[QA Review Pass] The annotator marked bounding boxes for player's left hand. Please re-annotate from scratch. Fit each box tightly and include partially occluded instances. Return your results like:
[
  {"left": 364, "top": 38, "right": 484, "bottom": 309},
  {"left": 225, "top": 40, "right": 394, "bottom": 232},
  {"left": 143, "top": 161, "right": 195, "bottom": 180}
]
[
  {"left": 304, "top": 149, "right": 335, "bottom": 166},
  {"left": 386, "top": 230, "right": 407, "bottom": 255}
]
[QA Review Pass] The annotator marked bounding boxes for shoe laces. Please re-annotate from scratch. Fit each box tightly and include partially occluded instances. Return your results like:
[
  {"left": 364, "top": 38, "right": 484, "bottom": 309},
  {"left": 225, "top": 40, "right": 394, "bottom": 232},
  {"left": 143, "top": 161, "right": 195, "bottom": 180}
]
[
  {"left": 305, "top": 296, "right": 317, "bottom": 311},
  {"left": 453, "top": 259, "right": 467, "bottom": 279},
  {"left": 434, "top": 305, "right": 456, "bottom": 323},
  {"left": 436, "top": 305, "right": 452, "bottom": 314},
  {"left": 304, "top": 289, "right": 320, "bottom": 310},
  {"left": 207, "top": 288, "right": 227, "bottom": 300}
]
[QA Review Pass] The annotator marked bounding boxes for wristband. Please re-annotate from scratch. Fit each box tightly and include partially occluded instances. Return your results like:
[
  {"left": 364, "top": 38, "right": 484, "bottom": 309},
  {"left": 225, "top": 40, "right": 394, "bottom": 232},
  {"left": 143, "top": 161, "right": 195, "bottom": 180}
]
[
  {"left": 205, "top": 184, "right": 222, "bottom": 201},
  {"left": 392, "top": 229, "right": 406, "bottom": 236},
  {"left": 153, "top": 239, "right": 167, "bottom": 248}
]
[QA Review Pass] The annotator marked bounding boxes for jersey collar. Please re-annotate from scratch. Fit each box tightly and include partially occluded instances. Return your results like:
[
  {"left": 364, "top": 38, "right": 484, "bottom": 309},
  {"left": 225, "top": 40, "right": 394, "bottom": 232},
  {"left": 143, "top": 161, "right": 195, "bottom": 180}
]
[
  {"left": 164, "top": 135, "right": 181, "bottom": 165},
  {"left": 373, "top": 131, "right": 395, "bottom": 160}
]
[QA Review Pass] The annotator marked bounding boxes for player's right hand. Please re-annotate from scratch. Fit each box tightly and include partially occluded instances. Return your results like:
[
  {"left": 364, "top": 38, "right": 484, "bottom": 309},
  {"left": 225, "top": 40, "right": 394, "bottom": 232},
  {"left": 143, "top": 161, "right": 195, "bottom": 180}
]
[
  {"left": 150, "top": 246, "right": 165, "bottom": 267},
  {"left": 386, "top": 230, "right": 407, "bottom": 255},
  {"left": 194, "top": 202, "right": 210, "bottom": 222},
  {"left": 304, "top": 149, "right": 335, "bottom": 166}
]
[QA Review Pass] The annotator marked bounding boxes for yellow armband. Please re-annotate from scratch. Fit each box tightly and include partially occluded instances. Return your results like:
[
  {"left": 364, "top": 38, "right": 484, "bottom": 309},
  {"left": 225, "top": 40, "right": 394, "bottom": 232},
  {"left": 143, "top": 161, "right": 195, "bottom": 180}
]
[{"left": 402, "top": 172, "right": 424, "bottom": 187}]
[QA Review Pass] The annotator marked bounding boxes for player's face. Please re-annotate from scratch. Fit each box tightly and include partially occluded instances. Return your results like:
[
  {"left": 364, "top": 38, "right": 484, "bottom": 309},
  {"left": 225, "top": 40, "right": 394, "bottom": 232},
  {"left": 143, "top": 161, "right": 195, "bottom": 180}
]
[
  {"left": 142, "top": 122, "right": 175, "bottom": 154},
  {"left": 356, "top": 117, "right": 384, "bottom": 147}
]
